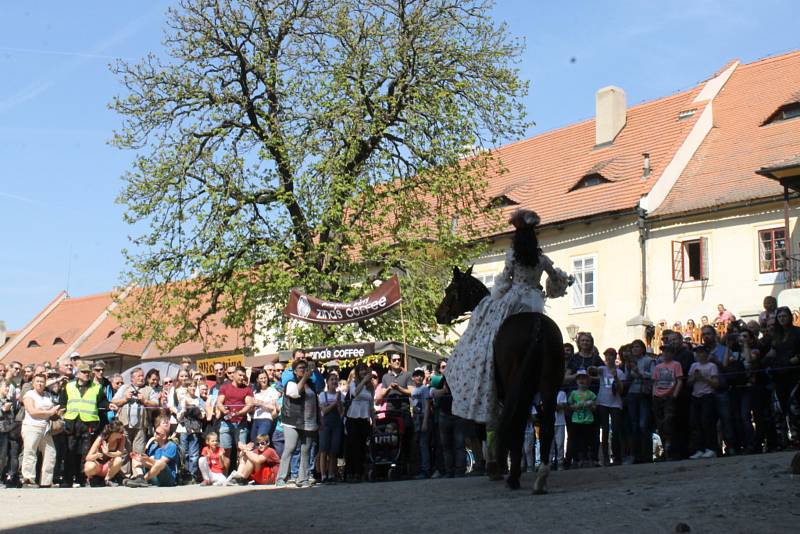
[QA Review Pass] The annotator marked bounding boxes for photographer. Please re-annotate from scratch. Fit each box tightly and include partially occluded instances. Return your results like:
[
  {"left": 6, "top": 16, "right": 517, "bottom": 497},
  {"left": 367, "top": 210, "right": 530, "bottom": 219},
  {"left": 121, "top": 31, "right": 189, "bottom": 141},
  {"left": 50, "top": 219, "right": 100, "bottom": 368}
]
[
  {"left": 112, "top": 367, "right": 160, "bottom": 457},
  {"left": 276, "top": 359, "right": 319, "bottom": 488},
  {"left": 0, "top": 379, "right": 20, "bottom": 487}
]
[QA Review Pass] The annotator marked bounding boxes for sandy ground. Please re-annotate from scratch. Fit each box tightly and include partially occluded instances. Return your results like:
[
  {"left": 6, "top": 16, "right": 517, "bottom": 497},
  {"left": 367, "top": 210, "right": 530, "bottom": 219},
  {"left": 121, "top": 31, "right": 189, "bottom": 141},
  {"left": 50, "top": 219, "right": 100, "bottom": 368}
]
[{"left": 0, "top": 451, "right": 797, "bottom": 534}]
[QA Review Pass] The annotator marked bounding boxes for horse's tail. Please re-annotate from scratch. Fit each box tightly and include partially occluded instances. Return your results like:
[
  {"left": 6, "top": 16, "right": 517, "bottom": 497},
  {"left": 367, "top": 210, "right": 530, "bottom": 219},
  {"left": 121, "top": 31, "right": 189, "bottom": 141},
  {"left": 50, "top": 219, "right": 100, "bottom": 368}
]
[{"left": 497, "top": 313, "right": 544, "bottom": 461}]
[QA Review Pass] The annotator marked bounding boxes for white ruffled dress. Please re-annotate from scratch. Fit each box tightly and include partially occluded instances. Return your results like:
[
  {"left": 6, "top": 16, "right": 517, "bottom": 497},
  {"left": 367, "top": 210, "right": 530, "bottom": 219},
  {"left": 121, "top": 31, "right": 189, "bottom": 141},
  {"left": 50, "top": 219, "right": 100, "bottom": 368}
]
[{"left": 445, "top": 249, "right": 570, "bottom": 424}]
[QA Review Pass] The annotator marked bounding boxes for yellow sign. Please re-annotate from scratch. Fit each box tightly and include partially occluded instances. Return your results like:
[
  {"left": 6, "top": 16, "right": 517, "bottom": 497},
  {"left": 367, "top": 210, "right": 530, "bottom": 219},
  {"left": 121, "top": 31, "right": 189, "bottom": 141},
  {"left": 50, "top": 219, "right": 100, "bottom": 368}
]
[{"left": 196, "top": 354, "right": 244, "bottom": 375}]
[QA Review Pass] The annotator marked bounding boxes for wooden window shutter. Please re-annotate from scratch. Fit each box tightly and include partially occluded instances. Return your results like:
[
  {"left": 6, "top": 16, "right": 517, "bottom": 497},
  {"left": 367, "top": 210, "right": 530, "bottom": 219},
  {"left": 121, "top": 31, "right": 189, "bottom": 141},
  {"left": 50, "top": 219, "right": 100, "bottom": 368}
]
[
  {"left": 671, "top": 241, "right": 685, "bottom": 282},
  {"left": 700, "top": 236, "right": 709, "bottom": 280}
]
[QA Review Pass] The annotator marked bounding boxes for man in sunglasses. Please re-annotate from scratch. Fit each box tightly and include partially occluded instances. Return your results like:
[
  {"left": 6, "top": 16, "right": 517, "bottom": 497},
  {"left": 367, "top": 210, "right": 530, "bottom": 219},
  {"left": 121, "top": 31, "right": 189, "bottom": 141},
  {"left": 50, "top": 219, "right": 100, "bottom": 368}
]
[{"left": 379, "top": 351, "right": 414, "bottom": 475}]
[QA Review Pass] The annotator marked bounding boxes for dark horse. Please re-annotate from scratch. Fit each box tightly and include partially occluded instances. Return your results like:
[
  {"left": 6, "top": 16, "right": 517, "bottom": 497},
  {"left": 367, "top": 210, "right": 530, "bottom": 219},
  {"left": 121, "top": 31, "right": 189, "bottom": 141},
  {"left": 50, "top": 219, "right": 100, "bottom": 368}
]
[{"left": 435, "top": 266, "right": 565, "bottom": 494}]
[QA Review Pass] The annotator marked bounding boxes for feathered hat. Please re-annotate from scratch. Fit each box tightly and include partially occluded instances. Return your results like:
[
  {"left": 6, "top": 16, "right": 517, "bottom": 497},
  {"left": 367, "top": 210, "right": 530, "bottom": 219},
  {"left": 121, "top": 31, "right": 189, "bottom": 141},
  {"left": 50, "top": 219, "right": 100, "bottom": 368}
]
[{"left": 508, "top": 209, "right": 541, "bottom": 230}]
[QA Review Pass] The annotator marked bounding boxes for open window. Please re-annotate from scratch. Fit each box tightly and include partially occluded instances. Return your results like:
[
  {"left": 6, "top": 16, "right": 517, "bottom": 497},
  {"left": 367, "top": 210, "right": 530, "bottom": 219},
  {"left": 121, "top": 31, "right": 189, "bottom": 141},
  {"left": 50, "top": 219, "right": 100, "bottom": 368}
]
[
  {"left": 759, "top": 227, "right": 787, "bottom": 273},
  {"left": 671, "top": 238, "right": 709, "bottom": 282},
  {"left": 762, "top": 102, "right": 800, "bottom": 125}
]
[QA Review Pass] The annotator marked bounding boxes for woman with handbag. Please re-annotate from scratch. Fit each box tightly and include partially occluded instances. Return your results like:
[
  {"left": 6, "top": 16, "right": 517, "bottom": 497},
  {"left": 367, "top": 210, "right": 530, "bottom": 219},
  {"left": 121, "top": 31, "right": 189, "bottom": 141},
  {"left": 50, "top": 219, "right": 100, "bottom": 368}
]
[
  {"left": 20, "top": 373, "right": 63, "bottom": 488},
  {"left": 177, "top": 381, "right": 206, "bottom": 482}
]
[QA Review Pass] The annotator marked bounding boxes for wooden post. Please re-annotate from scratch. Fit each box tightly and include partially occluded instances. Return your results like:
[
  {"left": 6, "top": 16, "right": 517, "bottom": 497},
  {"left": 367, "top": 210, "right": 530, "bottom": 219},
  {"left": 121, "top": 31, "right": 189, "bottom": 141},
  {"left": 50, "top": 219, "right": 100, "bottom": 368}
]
[
  {"left": 399, "top": 300, "right": 409, "bottom": 367},
  {"left": 784, "top": 183, "right": 793, "bottom": 287}
]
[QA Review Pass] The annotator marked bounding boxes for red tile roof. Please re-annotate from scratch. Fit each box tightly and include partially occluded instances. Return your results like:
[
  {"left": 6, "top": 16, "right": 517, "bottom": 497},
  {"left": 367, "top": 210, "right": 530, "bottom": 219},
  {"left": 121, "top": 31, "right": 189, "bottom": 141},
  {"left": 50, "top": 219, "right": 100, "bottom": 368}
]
[
  {"left": 653, "top": 51, "right": 800, "bottom": 215},
  {"left": 472, "top": 51, "right": 800, "bottom": 230},
  {"left": 476, "top": 83, "right": 702, "bottom": 233},
  {"left": 0, "top": 292, "right": 116, "bottom": 366},
  {"left": 1, "top": 289, "right": 249, "bottom": 367}
]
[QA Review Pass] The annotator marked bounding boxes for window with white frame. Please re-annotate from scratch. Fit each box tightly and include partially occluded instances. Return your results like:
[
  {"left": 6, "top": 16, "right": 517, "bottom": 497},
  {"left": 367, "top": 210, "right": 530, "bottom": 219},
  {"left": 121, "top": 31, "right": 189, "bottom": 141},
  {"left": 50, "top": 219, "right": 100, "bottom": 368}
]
[
  {"left": 476, "top": 272, "right": 497, "bottom": 289},
  {"left": 571, "top": 255, "right": 596, "bottom": 309},
  {"left": 671, "top": 237, "right": 709, "bottom": 282}
]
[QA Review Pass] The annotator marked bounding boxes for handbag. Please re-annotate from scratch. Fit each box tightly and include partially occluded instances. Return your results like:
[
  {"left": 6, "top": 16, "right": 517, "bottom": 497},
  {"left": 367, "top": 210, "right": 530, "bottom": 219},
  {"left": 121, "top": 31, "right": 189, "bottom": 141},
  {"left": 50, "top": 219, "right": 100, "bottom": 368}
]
[{"left": 49, "top": 416, "right": 65, "bottom": 435}]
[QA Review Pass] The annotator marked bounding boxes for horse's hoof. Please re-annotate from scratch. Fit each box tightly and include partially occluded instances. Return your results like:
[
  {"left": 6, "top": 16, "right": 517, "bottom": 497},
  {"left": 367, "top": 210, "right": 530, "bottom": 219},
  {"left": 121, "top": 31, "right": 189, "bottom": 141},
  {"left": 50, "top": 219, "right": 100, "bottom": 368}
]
[
  {"left": 532, "top": 487, "right": 548, "bottom": 495},
  {"left": 506, "top": 478, "right": 520, "bottom": 490}
]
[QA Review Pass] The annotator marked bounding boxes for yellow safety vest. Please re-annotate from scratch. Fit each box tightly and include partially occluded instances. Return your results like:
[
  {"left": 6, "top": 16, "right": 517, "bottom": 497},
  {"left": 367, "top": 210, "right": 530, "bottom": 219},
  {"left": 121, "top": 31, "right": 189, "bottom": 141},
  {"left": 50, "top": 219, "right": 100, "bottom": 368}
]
[{"left": 64, "top": 381, "right": 100, "bottom": 422}]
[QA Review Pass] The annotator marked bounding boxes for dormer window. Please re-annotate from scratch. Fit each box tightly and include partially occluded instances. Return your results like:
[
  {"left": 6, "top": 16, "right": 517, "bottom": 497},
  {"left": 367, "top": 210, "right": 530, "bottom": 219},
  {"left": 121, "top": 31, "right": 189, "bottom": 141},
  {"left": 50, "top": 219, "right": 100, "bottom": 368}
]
[
  {"left": 678, "top": 109, "right": 696, "bottom": 120},
  {"left": 27, "top": 340, "right": 40, "bottom": 348},
  {"left": 763, "top": 102, "right": 800, "bottom": 125},
  {"left": 53, "top": 337, "right": 65, "bottom": 345},
  {"left": 570, "top": 173, "right": 610, "bottom": 191},
  {"left": 488, "top": 194, "right": 519, "bottom": 209}
]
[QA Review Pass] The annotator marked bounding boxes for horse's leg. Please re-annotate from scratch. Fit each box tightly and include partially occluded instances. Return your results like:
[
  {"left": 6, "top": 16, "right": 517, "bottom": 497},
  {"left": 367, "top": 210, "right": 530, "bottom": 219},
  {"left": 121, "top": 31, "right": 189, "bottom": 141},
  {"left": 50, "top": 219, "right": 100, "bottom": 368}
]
[
  {"left": 506, "top": 423, "right": 523, "bottom": 490},
  {"left": 535, "top": 396, "right": 555, "bottom": 495}
]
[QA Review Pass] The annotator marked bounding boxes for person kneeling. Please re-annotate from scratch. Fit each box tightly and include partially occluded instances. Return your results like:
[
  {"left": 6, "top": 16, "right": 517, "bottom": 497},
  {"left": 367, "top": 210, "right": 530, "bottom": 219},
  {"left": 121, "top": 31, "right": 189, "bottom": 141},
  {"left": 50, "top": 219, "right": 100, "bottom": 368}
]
[
  {"left": 126, "top": 426, "right": 179, "bottom": 488},
  {"left": 225, "top": 434, "right": 280, "bottom": 486},
  {"left": 84, "top": 420, "right": 127, "bottom": 486}
]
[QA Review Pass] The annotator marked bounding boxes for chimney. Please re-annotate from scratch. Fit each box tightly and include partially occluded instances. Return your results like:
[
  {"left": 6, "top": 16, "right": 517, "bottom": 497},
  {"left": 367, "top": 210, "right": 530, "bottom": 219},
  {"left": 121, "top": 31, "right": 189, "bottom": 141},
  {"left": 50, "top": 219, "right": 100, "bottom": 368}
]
[{"left": 595, "top": 86, "right": 626, "bottom": 146}]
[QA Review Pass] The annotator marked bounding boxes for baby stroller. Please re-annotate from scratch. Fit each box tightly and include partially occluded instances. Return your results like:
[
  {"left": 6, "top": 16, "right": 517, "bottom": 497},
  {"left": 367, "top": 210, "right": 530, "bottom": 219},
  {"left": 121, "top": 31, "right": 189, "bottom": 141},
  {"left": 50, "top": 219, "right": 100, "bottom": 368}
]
[{"left": 366, "top": 409, "right": 406, "bottom": 481}]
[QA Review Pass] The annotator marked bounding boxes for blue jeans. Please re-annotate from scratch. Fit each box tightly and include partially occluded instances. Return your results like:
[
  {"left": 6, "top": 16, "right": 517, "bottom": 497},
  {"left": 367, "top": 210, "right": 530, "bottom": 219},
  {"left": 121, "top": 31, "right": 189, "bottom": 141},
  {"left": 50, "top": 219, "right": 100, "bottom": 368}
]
[
  {"left": 272, "top": 428, "right": 285, "bottom": 458},
  {"left": 625, "top": 393, "right": 652, "bottom": 462},
  {"left": 290, "top": 436, "right": 318, "bottom": 478},
  {"left": 219, "top": 420, "right": 249, "bottom": 449},
  {"left": 438, "top": 412, "right": 466, "bottom": 476},
  {"left": 715, "top": 391, "right": 736, "bottom": 453},
  {"left": 179, "top": 433, "right": 201, "bottom": 478},
  {"left": 250, "top": 419, "right": 273, "bottom": 444},
  {"left": 415, "top": 422, "right": 431, "bottom": 475}
]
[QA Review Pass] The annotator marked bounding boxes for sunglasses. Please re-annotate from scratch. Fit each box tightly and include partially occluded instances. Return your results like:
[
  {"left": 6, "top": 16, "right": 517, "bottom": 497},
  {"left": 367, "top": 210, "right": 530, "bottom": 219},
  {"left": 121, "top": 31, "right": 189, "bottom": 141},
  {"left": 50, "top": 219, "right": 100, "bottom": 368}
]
[
  {"left": 391, "top": 358, "right": 401, "bottom": 362},
  {"left": 163, "top": 379, "right": 173, "bottom": 384},
  {"left": 258, "top": 440, "right": 269, "bottom": 447}
]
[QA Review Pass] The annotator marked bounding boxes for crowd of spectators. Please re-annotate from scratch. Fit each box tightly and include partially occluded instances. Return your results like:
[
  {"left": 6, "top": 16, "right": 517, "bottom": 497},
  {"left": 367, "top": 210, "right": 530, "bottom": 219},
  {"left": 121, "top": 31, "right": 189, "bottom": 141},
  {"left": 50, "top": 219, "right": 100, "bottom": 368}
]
[{"left": 1, "top": 294, "right": 799, "bottom": 489}]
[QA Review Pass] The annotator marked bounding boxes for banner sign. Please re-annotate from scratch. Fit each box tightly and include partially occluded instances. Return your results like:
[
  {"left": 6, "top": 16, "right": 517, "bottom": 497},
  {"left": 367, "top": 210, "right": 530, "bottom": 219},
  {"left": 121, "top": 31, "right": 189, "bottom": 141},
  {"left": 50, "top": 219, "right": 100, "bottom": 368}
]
[
  {"left": 303, "top": 343, "right": 376, "bottom": 361},
  {"left": 284, "top": 276, "right": 403, "bottom": 324},
  {"left": 196, "top": 354, "right": 244, "bottom": 375}
]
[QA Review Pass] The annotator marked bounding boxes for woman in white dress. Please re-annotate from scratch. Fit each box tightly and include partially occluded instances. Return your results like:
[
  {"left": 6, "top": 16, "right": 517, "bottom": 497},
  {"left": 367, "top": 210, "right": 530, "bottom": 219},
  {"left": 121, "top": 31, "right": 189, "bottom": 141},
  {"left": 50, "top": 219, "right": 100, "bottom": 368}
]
[{"left": 445, "top": 210, "right": 571, "bottom": 425}]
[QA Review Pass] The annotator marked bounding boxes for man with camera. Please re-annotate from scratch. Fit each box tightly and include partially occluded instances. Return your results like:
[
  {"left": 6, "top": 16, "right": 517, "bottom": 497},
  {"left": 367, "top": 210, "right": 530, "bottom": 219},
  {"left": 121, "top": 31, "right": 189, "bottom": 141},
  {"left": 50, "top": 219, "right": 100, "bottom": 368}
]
[
  {"left": 112, "top": 368, "right": 160, "bottom": 457},
  {"left": 58, "top": 362, "right": 108, "bottom": 487}
]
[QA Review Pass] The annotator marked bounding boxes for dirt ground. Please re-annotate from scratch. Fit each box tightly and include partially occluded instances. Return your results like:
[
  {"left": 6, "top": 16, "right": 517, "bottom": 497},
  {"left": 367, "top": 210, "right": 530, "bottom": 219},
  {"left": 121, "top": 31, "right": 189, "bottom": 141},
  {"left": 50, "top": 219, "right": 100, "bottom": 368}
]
[{"left": 0, "top": 451, "right": 797, "bottom": 534}]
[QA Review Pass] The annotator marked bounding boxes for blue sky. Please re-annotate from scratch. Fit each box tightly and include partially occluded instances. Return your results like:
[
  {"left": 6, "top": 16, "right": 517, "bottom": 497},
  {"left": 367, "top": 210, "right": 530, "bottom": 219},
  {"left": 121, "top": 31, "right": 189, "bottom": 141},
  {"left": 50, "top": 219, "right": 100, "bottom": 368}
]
[{"left": 1, "top": 0, "right": 798, "bottom": 330}]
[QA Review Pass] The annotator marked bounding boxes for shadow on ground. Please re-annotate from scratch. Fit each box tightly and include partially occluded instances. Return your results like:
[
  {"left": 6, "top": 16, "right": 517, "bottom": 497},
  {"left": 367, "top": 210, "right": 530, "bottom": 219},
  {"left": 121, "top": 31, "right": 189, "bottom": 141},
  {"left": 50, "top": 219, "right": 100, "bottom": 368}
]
[{"left": 1, "top": 451, "right": 797, "bottom": 534}]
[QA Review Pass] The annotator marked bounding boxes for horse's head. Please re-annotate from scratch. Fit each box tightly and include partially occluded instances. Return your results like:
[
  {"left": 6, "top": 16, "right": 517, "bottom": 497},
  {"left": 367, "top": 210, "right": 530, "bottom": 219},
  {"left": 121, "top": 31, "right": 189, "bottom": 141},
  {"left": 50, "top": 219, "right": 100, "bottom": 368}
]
[{"left": 435, "top": 265, "right": 489, "bottom": 325}]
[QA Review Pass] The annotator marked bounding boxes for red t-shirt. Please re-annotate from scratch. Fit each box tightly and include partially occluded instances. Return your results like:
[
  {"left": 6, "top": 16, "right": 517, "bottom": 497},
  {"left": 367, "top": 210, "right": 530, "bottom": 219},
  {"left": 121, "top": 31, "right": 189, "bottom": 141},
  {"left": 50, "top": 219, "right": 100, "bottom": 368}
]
[
  {"left": 201, "top": 446, "right": 225, "bottom": 474},
  {"left": 219, "top": 382, "right": 252, "bottom": 423},
  {"left": 251, "top": 447, "right": 281, "bottom": 485}
]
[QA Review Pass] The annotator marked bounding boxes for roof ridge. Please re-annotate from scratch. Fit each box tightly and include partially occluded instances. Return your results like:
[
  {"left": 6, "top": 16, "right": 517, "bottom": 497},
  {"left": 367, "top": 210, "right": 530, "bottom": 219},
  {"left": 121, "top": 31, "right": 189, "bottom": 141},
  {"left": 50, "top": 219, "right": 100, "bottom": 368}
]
[
  {"left": 737, "top": 49, "right": 800, "bottom": 70},
  {"left": 63, "top": 290, "right": 116, "bottom": 303},
  {"left": 495, "top": 86, "right": 700, "bottom": 153}
]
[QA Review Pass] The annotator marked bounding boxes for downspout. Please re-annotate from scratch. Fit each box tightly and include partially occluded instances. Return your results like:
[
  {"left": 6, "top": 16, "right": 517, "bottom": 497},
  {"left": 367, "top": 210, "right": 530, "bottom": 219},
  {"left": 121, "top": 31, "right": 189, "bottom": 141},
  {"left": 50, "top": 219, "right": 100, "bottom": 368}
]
[{"left": 637, "top": 206, "right": 649, "bottom": 317}]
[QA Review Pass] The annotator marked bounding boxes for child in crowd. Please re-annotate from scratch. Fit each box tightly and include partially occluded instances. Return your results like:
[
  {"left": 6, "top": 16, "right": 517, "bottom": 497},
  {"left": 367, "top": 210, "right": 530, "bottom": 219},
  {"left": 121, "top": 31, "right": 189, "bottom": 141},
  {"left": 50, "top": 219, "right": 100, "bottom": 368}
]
[
  {"left": 318, "top": 372, "right": 344, "bottom": 484},
  {"left": 551, "top": 388, "right": 568, "bottom": 469},
  {"left": 688, "top": 346, "right": 719, "bottom": 459},
  {"left": 652, "top": 345, "right": 683, "bottom": 460},
  {"left": 568, "top": 370, "right": 597, "bottom": 467},
  {"left": 84, "top": 420, "right": 127, "bottom": 486},
  {"left": 226, "top": 434, "right": 280, "bottom": 486},
  {"left": 198, "top": 432, "right": 228, "bottom": 486},
  {"left": 410, "top": 369, "right": 432, "bottom": 479}
]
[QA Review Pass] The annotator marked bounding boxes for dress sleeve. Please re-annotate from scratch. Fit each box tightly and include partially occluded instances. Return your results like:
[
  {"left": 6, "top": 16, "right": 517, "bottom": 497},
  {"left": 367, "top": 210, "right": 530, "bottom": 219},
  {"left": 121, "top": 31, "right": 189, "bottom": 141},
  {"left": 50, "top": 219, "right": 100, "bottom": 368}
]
[
  {"left": 542, "top": 254, "right": 572, "bottom": 299},
  {"left": 491, "top": 249, "right": 514, "bottom": 298}
]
